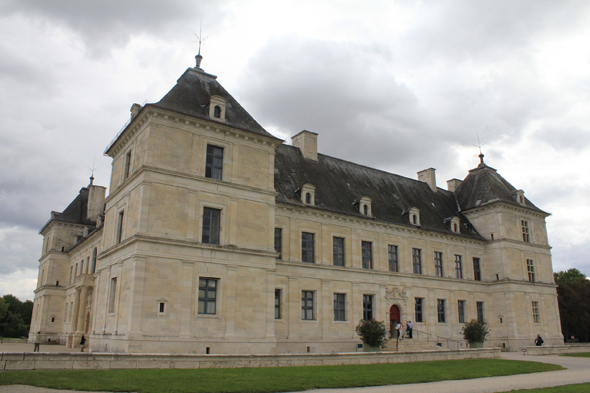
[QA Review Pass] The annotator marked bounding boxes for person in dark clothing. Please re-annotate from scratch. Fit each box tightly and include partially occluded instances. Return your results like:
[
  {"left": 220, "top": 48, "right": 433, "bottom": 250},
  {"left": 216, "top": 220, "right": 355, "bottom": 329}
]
[
  {"left": 406, "top": 321, "right": 413, "bottom": 339},
  {"left": 80, "top": 334, "right": 87, "bottom": 352},
  {"left": 535, "top": 334, "right": 544, "bottom": 346}
]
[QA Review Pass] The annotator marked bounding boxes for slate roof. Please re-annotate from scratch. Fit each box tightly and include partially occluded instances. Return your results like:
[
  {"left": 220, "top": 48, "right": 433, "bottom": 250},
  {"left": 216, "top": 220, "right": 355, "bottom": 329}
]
[
  {"left": 39, "top": 187, "right": 95, "bottom": 233},
  {"left": 149, "top": 67, "right": 276, "bottom": 139},
  {"left": 274, "top": 145, "right": 484, "bottom": 240},
  {"left": 455, "top": 160, "right": 547, "bottom": 214}
]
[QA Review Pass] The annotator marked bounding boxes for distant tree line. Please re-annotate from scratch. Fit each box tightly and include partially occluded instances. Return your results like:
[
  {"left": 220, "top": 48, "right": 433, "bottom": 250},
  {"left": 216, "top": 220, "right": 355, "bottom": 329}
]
[
  {"left": 0, "top": 295, "right": 33, "bottom": 338},
  {"left": 554, "top": 268, "right": 590, "bottom": 343}
]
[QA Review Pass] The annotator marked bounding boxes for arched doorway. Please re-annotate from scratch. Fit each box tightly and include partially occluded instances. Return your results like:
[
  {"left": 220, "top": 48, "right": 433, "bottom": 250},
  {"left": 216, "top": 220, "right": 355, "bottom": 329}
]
[{"left": 389, "top": 305, "right": 400, "bottom": 338}]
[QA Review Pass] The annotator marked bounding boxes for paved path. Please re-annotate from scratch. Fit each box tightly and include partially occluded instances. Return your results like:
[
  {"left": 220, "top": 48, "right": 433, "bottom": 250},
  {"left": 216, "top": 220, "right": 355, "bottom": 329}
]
[{"left": 0, "top": 351, "right": 589, "bottom": 393}]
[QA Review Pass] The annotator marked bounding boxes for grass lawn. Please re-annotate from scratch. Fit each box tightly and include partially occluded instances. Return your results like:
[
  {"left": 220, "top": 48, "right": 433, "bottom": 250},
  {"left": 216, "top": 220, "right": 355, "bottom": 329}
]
[
  {"left": 562, "top": 352, "right": 590, "bottom": 358},
  {"left": 509, "top": 384, "right": 590, "bottom": 392},
  {"left": 0, "top": 359, "right": 562, "bottom": 393}
]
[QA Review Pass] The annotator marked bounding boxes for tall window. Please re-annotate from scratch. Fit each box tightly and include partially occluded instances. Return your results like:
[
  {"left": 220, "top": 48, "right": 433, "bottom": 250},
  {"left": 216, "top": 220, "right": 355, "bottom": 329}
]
[
  {"left": 64, "top": 303, "right": 68, "bottom": 322},
  {"left": 521, "top": 220, "right": 531, "bottom": 242},
  {"left": 108, "top": 277, "right": 117, "bottom": 313},
  {"left": 334, "top": 293, "right": 346, "bottom": 321},
  {"left": 91, "top": 248, "right": 98, "bottom": 274},
  {"left": 301, "top": 291, "right": 314, "bottom": 320},
  {"left": 458, "top": 300, "right": 465, "bottom": 323},
  {"left": 412, "top": 248, "right": 422, "bottom": 274},
  {"left": 124, "top": 150, "right": 132, "bottom": 179},
  {"left": 388, "top": 245, "right": 398, "bottom": 272},
  {"left": 74, "top": 264, "right": 78, "bottom": 278},
  {"left": 476, "top": 301, "right": 484, "bottom": 322},
  {"left": 302, "top": 232, "right": 315, "bottom": 263},
  {"left": 532, "top": 301, "right": 540, "bottom": 323},
  {"left": 275, "top": 289, "right": 281, "bottom": 319},
  {"left": 198, "top": 278, "right": 218, "bottom": 314},
  {"left": 434, "top": 252, "right": 443, "bottom": 277},
  {"left": 362, "top": 241, "right": 373, "bottom": 269},
  {"left": 455, "top": 255, "right": 463, "bottom": 279},
  {"left": 415, "top": 298, "right": 423, "bottom": 323},
  {"left": 205, "top": 145, "right": 224, "bottom": 180},
  {"left": 527, "top": 259, "right": 535, "bottom": 282},
  {"left": 213, "top": 105, "right": 221, "bottom": 118},
  {"left": 69, "top": 266, "right": 73, "bottom": 284},
  {"left": 274, "top": 228, "right": 282, "bottom": 259},
  {"left": 363, "top": 295, "right": 374, "bottom": 320},
  {"left": 333, "top": 237, "right": 345, "bottom": 266},
  {"left": 202, "top": 207, "right": 221, "bottom": 245},
  {"left": 437, "top": 299, "right": 446, "bottom": 323},
  {"left": 305, "top": 193, "right": 311, "bottom": 204},
  {"left": 116, "top": 210, "right": 125, "bottom": 244},
  {"left": 473, "top": 257, "right": 481, "bottom": 281}
]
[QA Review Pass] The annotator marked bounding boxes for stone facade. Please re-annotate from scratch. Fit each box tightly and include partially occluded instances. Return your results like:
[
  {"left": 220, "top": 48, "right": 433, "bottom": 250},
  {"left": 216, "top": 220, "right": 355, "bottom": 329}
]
[{"left": 29, "top": 60, "right": 563, "bottom": 354}]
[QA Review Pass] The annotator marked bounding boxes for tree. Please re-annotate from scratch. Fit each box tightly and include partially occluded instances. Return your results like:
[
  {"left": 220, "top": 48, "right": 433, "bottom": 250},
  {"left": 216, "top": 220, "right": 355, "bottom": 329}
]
[
  {"left": 355, "top": 319, "right": 388, "bottom": 349},
  {"left": 0, "top": 295, "right": 33, "bottom": 338},
  {"left": 462, "top": 319, "right": 491, "bottom": 344},
  {"left": 554, "top": 269, "right": 590, "bottom": 343}
]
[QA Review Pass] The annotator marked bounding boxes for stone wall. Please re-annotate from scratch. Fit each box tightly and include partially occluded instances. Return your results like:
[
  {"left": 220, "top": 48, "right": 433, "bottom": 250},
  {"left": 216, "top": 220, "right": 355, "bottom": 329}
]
[
  {"left": 524, "top": 345, "right": 590, "bottom": 356},
  {"left": 1, "top": 348, "right": 499, "bottom": 371}
]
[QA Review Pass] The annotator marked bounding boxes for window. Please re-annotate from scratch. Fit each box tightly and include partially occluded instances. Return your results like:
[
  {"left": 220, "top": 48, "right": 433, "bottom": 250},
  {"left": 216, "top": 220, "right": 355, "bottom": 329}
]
[
  {"left": 333, "top": 237, "right": 345, "bottom": 266},
  {"left": 159, "top": 302, "right": 165, "bottom": 313},
  {"left": 69, "top": 266, "right": 73, "bottom": 284},
  {"left": 363, "top": 205, "right": 368, "bottom": 215},
  {"left": 532, "top": 301, "right": 540, "bottom": 323},
  {"left": 305, "top": 193, "right": 311, "bottom": 204},
  {"left": 74, "top": 264, "right": 78, "bottom": 278},
  {"left": 213, "top": 105, "right": 221, "bottom": 118},
  {"left": 79, "top": 260, "right": 83, "bottom": 274},
  {"left": 108, "top": 277, "right": 117, "bottom": 313},
  {"left": 362, "top": 241, "right": 373, "bottom": 269},
  {"left": 458, "top": 300, "right": 465, "bottom": 323},
  {"left": 412, "top": 248, "right": 422, "bottom": 274},
  {"left": 301, "top": 291, "right": 314, "bottom": 320},
  {"left": 116, "top": 210, "right": 124, "bottom": 244},
  {"left": 198, "top": 278, "right": 218, "bottom": 314},
  {"left": 434, "top": 252, "right": 443, "bottom": 277},
  {"left": 521, "top": 220, "right": 531, "bottom": 242},
  {"left": 275, "top": 289, "right": 281, "bottom": 319},
  {"left": 476, "top": 301, "right": 484, "bottom": 322},
  {"left": 202, "top": 207, "right": 221, "bottom": 245},
  {"left": 388, "top": 245, "right": 398, "bottom": 272},
  {"left": 274, "top": 228, "right": 282, "bottom": 259},
  {"left": 527, "top": 259, "right": 535, "bottom": 282},
  {"left": 64, "top": 303, "right": 68, "bottom": 322},
  {"left": 473, "top": 257, "right": 481, "bottom": 281},
  {"left": 334, "top": 293, "right": 346, "bottom": 321},
  {"left": 205, "top": 145, "right": 223, "bottom": 180},
  {"left": 92, "top": 248, "right": 97, "bottom": 274},
  {"left": 302, "top": 232, "right": 315, "bottom": 263},
  {"left": 124, "top": 150, "right": 132, "bottom": 180},
  {"left": 437, "top": 299, "right": 446, "bottom": 323},
  {"left": 363, "top": 295, "right": 374, "bottom": 320},
  {"left": 455, "top": 255, "right": 463, "bottom": 279},
  {"left": 415, "top": 298, "right": 423, "bottom": 323},
  {"left": 86, "top": 257, "right": 89, "bottom": 274}
]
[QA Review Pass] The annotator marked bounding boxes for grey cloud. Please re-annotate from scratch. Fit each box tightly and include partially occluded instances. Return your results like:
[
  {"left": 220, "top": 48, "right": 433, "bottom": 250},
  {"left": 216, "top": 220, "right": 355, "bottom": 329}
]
[
  {"left": 534, "top": 127, "right": 590, "bottom": 151},
  {"left": 0, "top": 225, "right": 42, "bottom": 274}
]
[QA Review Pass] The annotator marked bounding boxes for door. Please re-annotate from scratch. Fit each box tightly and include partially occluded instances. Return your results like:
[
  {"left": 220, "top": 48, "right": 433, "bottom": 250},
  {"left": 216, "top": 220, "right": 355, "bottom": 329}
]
[{"left": 389, "top": 305, "right": 400, "bottom": 338}]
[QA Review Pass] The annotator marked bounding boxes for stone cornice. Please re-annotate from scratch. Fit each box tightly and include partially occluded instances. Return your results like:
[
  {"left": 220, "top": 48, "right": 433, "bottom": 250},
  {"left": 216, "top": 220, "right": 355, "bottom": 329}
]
[
  {"left": 462, "top": 201, "right": 550, "bottom": 219},
  {"left": 485, "top": 237, "right": 552, "bottom": 251},
  {"left": 276, "top": 203, "right": 487, "bottom": 247}
]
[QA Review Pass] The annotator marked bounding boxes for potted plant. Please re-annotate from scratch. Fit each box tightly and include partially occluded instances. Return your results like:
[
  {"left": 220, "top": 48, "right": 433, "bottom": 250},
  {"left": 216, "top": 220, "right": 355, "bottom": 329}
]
[
  {"left": 355, "top": 319, "right": 388, "bottom": 351},
  {"left": 462, "top": 319, "right": 490, "bottom": 348}
]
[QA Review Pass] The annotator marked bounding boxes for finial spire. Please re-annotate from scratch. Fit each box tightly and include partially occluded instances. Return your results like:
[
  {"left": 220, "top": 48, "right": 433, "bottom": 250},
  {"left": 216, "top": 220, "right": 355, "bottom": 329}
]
[
  {"left": 194, "top": 22, "right": 209, "bottom": 70},
  {"left": 88, "top": 159, "right": 97, "bottom": 186},
  {"left": 476, "top": 132, "right": 486, "bottom": 167}
]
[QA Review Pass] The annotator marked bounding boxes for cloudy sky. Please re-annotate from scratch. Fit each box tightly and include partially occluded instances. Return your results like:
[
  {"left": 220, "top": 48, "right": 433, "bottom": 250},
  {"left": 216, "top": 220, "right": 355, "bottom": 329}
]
[{"left": 1, "top": 0, "right": 589, "bottom": 300}]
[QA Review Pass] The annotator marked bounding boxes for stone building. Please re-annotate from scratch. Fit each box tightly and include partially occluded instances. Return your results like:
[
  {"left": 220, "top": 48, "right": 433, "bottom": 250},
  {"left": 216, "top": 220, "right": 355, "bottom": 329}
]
[{"left": 30, "top": 56, "right": 563, "bottom": 353}]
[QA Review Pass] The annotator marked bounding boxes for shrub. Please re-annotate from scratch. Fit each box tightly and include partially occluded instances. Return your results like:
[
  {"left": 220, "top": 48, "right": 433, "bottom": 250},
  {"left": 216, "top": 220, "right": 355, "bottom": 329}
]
[
  {"left": 462, "top": 319, "right": 491, "bottom": 343},
  {"left": 355, "top": 319, "right": 388, "bottom": 348}
]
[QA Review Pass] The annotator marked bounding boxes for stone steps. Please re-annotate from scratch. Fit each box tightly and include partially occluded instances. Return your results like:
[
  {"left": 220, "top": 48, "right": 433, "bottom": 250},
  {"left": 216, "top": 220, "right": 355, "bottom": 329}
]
[{"left": 383, "top": 338, "right": 447, "bottom": 352}]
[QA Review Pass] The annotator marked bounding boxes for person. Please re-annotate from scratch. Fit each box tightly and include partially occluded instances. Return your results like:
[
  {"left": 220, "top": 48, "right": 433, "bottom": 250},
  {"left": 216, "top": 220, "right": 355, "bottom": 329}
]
[
  {"left": 535, "top": 334, "right": 544, "bottom": 346},
  {"left": 407, "top": 321, "right": 413, "bottom": 339},
  {"left": 33, "top": 331, "right": 42, "bottom": 352},
  {"left": 80, "top": 334, "right": 87, "bottom": 352},
  {"left": 396, "top": 322, "right": 403, "bottom": 339}
]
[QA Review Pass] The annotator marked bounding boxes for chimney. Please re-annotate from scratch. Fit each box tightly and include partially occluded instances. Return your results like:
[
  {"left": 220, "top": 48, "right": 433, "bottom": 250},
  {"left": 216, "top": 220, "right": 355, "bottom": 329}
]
[
  {"left": 446, "top": 178, "right": 463, "bottom": 193},
  {"left": 87, "top": 185, "right": 107, "bottom": 222},
  {"left": 292, "top": 130, "right": 318, "bottom": 161},
  {"left": 417, "top": 168, "right": 437, "bottom": 192}
]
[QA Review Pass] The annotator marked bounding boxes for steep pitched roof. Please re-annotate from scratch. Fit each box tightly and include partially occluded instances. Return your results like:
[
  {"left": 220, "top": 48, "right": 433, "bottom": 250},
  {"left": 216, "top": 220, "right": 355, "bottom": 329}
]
[
  {"left": 455, "top": 161, "right": 546, "bottom": 214},
  {"left": 150, "top": 67, "right": 276, "bottom": 139},
  {"left": 39, "top": 187, "right": 95, "bottom": 233},
  {"left": 274, "top": 145, "right": 484, "bottom": 240}
]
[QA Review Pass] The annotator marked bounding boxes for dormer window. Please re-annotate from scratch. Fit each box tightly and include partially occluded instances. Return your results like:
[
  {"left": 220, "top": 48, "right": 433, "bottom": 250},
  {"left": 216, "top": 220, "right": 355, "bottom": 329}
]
[
  {"left": 450, "top": 217, "right": 461, "bottom": 233},
  {"left": 409, "top": 207, "right": 420, "bottom": 226},
  {"left": 208, "top": 95, "right": 226, "bottom": 122},
  {"left": 359, "top": 196, "right": 372, "bottom": 216},
  {"left": 301, "top": 184, "right": 316, "bottom": 206},
  {"left": 515, "top": 189, "right": 525, "bottom": 206}
]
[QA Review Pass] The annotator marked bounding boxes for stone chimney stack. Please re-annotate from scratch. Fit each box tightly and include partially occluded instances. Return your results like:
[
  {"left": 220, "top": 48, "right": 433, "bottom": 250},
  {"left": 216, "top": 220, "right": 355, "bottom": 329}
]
[
  {"left": 446, "top": 178, "right": 463, "bottom": 193},
  {"left": 417, "top": 168, "right": 437, "bottom": 192},
  {"left": 292, "top": 130, "right": 318, "bottom": 161},
  {"left": 87, "top": 185, "right": 106, "bottom": 222}
]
